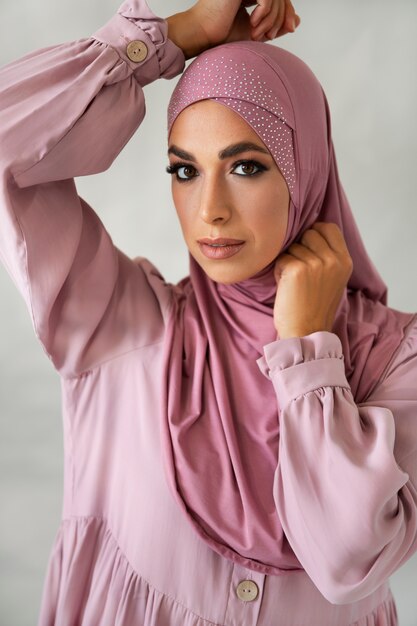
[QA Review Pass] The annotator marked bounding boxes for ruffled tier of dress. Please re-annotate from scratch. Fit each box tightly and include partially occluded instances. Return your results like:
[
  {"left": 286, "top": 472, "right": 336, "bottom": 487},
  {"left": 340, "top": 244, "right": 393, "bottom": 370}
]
[
  {"left": 38, "top": 517, "right": 218, "bottom": 626},
  {"left": 37, "top": 516, "right": 399, "bottom": 626}
]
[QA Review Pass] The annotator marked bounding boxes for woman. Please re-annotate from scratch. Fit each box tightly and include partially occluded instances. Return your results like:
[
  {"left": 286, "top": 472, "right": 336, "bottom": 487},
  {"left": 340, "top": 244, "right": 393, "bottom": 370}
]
[{"left": 0, "top": 0, "right": 416, "bottom": 624}]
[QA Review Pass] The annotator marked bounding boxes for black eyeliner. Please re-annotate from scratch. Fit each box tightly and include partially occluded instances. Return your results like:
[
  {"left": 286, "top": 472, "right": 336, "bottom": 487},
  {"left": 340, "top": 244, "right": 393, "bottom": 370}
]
[
  {"left": 166, "top": 162, "right": 198, "bottom": 182},
  {"left": 231, "top": 159, "right": 269, "bottom": 175}
]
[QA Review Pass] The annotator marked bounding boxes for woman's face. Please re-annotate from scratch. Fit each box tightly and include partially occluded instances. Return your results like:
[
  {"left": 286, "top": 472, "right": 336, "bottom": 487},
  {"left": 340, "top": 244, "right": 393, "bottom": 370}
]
[{"left": 168, "top": 100, "right": 290, "bottom": 284}]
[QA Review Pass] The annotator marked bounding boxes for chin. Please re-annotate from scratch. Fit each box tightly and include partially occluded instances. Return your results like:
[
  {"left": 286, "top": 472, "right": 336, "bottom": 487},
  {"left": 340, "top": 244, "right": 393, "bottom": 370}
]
[{"left": 192, "top": 249, "right": 277, "bottom": 284}]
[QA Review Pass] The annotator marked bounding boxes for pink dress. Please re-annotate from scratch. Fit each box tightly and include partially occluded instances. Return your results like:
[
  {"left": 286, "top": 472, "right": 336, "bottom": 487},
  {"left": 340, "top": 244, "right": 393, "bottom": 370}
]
[{"left": 0, "top": 1, "right": 416, "bottom": 624}]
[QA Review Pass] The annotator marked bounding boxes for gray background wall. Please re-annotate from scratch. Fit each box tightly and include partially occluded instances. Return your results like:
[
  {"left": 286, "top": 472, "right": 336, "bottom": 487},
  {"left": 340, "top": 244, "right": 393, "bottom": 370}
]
[{"left": 0, "top": 0, "right": 416, "bottom": 624}]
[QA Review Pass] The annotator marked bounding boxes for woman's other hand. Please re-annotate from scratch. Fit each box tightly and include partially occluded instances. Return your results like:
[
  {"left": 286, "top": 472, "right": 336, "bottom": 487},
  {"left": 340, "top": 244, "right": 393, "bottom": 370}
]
[
  {"left": 273, "top": 223, "right": 354, "bottom": 339},
  {"left": 166, "top": 0, "right": 300, "bottom": 60}
]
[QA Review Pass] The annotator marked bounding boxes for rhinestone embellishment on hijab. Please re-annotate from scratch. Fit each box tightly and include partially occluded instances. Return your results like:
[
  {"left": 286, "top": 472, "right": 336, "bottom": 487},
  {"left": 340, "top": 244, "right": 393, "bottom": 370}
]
[{"left": 168, "top": 53, "right": 296, "bottom": 194}]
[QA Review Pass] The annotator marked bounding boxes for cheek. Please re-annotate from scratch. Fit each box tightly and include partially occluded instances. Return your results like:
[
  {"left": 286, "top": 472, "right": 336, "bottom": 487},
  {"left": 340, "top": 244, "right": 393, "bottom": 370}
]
[
  {"left": 241, "top": 188, "right": 288, "bottom": 243},
  {"left": 172, "top": 185, "right": 193, "bottom": 236}
]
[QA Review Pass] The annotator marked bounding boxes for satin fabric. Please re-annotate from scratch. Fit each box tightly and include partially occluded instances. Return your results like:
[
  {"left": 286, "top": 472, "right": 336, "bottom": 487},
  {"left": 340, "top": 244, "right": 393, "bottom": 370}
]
[
  {"left": 160, "top": 42, "right": 413, "bottom": 574},
  {"left": 1, "top": 2, "right": 416, "bottom": 623}
]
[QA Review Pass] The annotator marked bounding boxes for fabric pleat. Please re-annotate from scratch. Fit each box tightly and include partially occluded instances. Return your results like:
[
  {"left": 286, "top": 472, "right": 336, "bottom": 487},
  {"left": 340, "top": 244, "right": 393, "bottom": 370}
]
[
  {"left": 38, "top": 517, "right": 399, "bottom": 626},
  {"left": 39, "top": 518, "right": 218, "bottom": 626},
  {"left": 160, "top": 41, "right": 414, "bottom": 574}
]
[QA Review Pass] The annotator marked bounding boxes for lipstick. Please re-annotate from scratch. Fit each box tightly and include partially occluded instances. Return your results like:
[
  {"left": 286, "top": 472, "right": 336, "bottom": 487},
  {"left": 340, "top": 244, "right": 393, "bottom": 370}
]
[{"left": 197, "top": 238, "right": 245, "bottom": 260}]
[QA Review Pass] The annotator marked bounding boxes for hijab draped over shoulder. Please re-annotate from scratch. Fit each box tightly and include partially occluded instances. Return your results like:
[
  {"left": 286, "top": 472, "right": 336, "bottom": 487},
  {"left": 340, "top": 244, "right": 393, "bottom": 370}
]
[{"left": 158, "top": 42, "right": 412, "bottom": 575}]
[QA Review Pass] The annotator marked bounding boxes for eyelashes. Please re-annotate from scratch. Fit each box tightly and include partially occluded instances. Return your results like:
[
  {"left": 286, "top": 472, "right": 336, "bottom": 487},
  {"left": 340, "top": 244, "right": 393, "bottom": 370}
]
[
  {"left": 233, "top": 161, "right": 268, "bottom": 176},
  {"left": 166, "top": 163, "right": 197, "bottom": 181},
  {"left": 166, "top": 160, "right": 268, "bottom": 183}
]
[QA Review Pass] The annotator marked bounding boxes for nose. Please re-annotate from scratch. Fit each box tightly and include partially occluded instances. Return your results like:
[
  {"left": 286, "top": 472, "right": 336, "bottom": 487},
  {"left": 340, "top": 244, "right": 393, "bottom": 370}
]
[{"left": 198, "top": 175, "right": 233, "bottom": 225}]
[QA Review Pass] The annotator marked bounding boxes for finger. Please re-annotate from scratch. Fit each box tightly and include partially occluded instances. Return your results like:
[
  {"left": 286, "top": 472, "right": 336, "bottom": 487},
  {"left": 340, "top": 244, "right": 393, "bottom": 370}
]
[
  {"left": 272, "top": 0, "right": 300, "bottom": 37},
  {"left": 309, "top": 224, "right": 353, "bottom": 277},
  {"left": 311, "top": 222, "right": 350, "bottom": 255},
  {"left": 287, "top": 242, "right": 322, "bottom": 265},
  {"left": 298, "top": 229, "right": 345, "bottom": 269},
  {"left": 265, "top": 26, "right": 279, "bottom": 39},
  {"left": 254, "top": 15, "right": 281, "bottom": 41},
  {"left": 273, "top": 17, "right": 299, "bottom": 38},
  {"left": 250, "top": 0, "right": 273, "bottom": 28},
  {"left": 264, "top": 1, "right": 287, "bottom": 39},
  {"left": 252, "top": 0, "right": 282, "bottom": 39},
  {"left": 299, "top": 228, "right": 330, "bottom": 255},
  {"left": 267, "top": 0, "right": 293, "bottom": 38},
  {"left": 283, "top": 0, "right": 299, "bottom": 32}
]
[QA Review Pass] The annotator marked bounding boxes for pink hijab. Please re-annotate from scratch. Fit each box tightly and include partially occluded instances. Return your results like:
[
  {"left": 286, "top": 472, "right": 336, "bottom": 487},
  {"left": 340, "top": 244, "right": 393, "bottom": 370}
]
[{"left": 159, "top": 42, "right": 413, "bottom": 575}]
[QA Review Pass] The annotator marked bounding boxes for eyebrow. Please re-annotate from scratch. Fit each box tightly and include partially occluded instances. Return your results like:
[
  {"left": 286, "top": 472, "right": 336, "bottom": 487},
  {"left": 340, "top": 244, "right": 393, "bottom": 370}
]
[{"left": 167, "top": 142, "right": 270, "bottom": 162}]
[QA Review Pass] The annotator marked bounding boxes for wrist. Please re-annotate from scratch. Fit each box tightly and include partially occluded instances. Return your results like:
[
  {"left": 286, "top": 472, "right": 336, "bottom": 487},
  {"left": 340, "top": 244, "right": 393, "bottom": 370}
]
[
  {"left": 166, "top": 9, "right": 207, "bottom": 60},
  {"left": 276, "top": 325, "right": 332, "bottom": 339}
]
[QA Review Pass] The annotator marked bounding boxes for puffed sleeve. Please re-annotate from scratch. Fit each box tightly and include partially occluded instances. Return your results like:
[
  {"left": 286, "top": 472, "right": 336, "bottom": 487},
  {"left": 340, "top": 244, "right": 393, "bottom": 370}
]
[
  {"left": 0, "top": 0, "right": 185, "bottom": 378},
  {"left": 257, "top": 322, "right": 417, "bottom": 605}
]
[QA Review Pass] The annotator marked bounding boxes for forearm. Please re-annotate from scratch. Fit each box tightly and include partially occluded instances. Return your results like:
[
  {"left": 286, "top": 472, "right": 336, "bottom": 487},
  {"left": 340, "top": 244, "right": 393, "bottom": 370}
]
[
  {"left": 166, "top": 0, "right": 300, "bottom": 61},
  {"left": 0, "top": 3, "right": 184, "bottom": 187},
  {"left": 0, "top": 1, "right": 184, "bottom": 376},
  {"left": 258, "top": 331, "right": 417, "bottom": 604},
  {"left": 166, "top": 10, "right": 203, "bottom": 60}
]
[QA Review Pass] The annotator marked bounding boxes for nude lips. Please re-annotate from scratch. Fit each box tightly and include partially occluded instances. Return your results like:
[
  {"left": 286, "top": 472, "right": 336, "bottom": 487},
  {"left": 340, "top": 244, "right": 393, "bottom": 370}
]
[{"left": 197, "top": 238, "right": 245, "bottom": 260}]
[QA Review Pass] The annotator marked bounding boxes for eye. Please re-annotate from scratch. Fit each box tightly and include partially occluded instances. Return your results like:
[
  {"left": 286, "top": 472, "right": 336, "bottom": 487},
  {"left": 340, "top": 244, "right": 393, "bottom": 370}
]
[
  {"left": 232, "top": 160, "right": 268, "bottom": 176},
  {"left": 166, "top": 163, "right": 198, "bottom": 182}
]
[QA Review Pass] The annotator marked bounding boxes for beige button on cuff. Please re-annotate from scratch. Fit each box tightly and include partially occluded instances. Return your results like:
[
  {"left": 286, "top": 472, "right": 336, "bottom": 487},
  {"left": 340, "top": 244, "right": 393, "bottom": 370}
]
[
  {"left": 236, "top": 580, "right": 259, "bottom": 602},
  {"left": 126, "top": 40, "right": 148, "bottom": 63}
]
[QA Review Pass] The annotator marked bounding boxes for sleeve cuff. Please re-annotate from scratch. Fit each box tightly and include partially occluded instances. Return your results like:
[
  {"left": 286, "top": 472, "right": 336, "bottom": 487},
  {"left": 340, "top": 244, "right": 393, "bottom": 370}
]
[
  {"left": 93, "top": 0, "right": 185, "bottom": 86},
  {"left": 256, "top": 331, "right": 350, "bottom": 406}
]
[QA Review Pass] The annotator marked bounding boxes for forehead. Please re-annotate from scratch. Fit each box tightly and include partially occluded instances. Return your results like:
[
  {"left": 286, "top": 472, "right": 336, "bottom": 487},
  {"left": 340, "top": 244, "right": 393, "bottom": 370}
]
[{"left": 169, "top": 100, "right": 267, "bottom": 148}]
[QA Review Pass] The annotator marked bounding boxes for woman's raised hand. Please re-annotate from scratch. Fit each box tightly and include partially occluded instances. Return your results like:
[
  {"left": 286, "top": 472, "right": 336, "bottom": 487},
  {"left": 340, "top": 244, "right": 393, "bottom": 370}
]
[
  {"left": 167, "top": 0, "right": 300, "bottom": 60},
  {"left": 273, "top": 223, "right": 354, "bottom": 339}
]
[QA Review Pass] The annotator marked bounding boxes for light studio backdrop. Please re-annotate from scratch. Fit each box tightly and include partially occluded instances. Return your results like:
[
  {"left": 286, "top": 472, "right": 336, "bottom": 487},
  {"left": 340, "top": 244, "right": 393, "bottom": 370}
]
[{"left": 0, "top": 1, "right": 416, "bottom": 624}]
